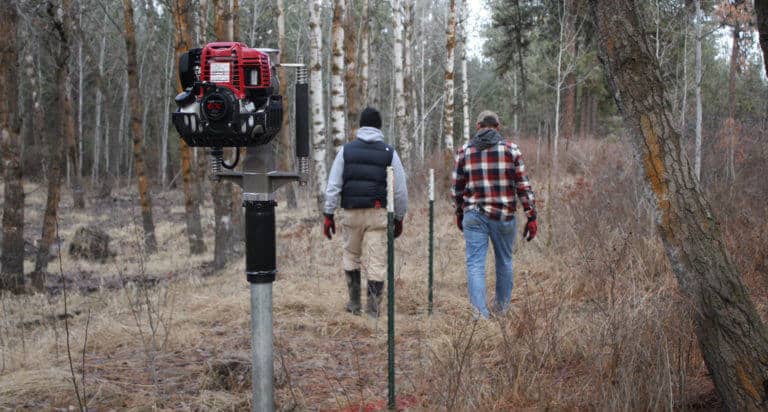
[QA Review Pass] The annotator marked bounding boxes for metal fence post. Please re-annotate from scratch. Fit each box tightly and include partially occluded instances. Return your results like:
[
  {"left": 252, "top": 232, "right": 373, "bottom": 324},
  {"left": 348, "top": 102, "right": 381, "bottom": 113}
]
[
  {"left": 428, "top": 169, "right": 434, "bottom": 316},
  {"left": 386, "top": 166, "right": 396, "bottom": 410}
]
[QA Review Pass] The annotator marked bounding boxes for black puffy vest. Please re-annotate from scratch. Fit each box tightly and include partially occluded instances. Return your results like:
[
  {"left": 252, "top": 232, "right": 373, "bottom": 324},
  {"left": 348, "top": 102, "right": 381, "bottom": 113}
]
[{"left": 341, "top": 139, "right": 394, "bottom": 209}]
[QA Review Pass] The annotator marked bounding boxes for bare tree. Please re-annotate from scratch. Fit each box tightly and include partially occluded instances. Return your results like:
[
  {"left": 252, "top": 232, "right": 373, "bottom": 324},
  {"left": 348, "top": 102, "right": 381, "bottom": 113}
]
[
  {"left": 459, "top": 0, "right": 470, "bottom": 144},
  {"left": 694, "top": 0, "right": 703, "bottom": 180},
  {"left": 591, "top": 1, "right": 768, "bottom": 409},
  {"left": 331, "top": 0, "right": 347, "bottom": 153},
  {"left": 344, "top": 0, "right": 359, "bottom": 139},
  {"left": 210, "top": 0, "right": 236, "bottom": 269},
  {"left": 57, "top": 0, "right": 85, "bottom": 210},
  {"left": 0, "top": 0, "right": 24, "bottom": 292},
  {"left": 172, "top": 0, "right": 206, "bottom": 255},
  {"left": 122, "top": 0, "right": 158, "bottom": 253},
  {"left": 91, "top": 29, "right": 106, "bottom": 186},
  {"left": 442, "top": 0, "right": 457, "bottom": 152},
  {"left": 309, "top": 0, "right": 328, "bottom": 208},
  {"left": 757, "top": 0, "right": 768, "bottom": 77},
  {"left": 393, "top": 0, "right": 409, "bottom": 164},
  {"left": 34, "top": 0, "right": 70, "bottom": 286},
  {"left": 359, "top": 0, "right": 371, "bottom": 106},
  {"left": 277, "top": 0, "right": 297, "bottom": 208},
  {"left": 561, "top": 0, "right": 577, "bottom": 150}
]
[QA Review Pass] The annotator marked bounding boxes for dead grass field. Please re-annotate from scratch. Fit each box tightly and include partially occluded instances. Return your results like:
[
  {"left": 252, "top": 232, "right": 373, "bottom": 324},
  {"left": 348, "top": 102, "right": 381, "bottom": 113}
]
[{"left": 1, "top": 137, "right": 765, "bottom": 410}]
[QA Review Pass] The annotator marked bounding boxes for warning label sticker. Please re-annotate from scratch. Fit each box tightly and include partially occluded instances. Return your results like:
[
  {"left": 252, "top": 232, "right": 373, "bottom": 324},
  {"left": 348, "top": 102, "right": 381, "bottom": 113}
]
[{"left": 210, "top": 63, "right": 230, "bottom": 83}]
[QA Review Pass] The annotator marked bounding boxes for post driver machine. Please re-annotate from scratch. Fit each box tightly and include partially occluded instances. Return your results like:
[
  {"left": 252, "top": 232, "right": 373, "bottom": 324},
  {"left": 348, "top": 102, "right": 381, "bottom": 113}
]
[{"left": 172, "top": 42, "right": 309, "bottom": 412}]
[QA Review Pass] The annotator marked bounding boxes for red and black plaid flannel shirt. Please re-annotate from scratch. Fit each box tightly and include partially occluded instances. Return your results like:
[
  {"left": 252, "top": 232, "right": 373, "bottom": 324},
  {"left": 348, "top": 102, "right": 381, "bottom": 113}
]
[{"left": 451, "top": 139, "right": 536, "bottom": 221}]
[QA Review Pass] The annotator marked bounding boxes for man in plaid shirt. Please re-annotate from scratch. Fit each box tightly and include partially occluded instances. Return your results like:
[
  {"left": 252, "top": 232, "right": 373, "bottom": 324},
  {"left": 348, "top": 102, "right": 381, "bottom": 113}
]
[{"left": 451, "top": 110, "right": 537, "bottom": 319}]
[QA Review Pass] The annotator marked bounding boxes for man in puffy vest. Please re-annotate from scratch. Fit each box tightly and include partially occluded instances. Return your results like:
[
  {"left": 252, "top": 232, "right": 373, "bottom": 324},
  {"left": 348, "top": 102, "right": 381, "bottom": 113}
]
[
  {"left": 323, "top": 107, "right": 408, "bottom": 317},
  {"left": 451, "top": 110, "right": 537, "bottom": 319}
]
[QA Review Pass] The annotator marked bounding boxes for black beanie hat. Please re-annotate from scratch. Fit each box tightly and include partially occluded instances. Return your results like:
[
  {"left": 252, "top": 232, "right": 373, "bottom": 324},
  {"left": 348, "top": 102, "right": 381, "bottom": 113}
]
[{"left": 360, "top": 107, "right": 382, "bottom": 129}]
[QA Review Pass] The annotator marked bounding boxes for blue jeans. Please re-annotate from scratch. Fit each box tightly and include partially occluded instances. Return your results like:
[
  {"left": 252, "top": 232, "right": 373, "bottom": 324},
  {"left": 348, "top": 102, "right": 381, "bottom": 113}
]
[{"left": 462, "top": 210, "right": 516, "bottom": 319}]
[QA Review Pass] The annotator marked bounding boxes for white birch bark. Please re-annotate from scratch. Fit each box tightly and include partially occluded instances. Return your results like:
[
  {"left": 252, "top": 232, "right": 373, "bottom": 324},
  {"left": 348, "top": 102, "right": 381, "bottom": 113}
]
[
  {"left": 394, "top": 0, "right": 409, "bottom": 165},
  {"left": 694, "top": 0, "right": 703, "bottom": 180},
  {"left": 460, "top": 0, "right": 470, "bottom": 144},
  {"left": 419, "top": 2, "right": 426, "bottom": 158},
  {"left": 310, "top": 0, "right": 328, "bottom": 205},
  {"left": 331, "top": 0, "right": 346, "bottom": 152},
  {"left": 442, "top": 0, "right": 457, "bottom": 152},
  {"left": 360, "top": 0, "right": 370, "bottom": 106}
]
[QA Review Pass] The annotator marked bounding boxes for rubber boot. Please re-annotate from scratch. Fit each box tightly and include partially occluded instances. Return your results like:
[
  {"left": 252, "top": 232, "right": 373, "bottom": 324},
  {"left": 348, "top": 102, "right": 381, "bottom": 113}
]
[
  {"left": 366, "top": 280, "right": 384, "bottom": 318},
  {"left": 345, "top": 270, "right": 362, "bottom": 315}
]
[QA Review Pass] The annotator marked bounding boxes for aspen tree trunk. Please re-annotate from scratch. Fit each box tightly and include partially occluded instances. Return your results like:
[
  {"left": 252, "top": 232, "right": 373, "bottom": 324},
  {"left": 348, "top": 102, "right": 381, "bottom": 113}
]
[
  {"left": 123, "top": 0, "right": 158, "bottom": 253},
  {"left": 331, "top": 0, "right": 347, "bottom": 153},
  {"left": 309, "top": 0, "right": 328, "bottom": 208},
  {"left": 211, "top": 0, "right": 236, "bottom": 269},
  {"left": 34, "top": 1, "right": 70, "bottom": 284},
  {"left": 359, "top": 0, "right": 371, "bottom": 107},
  {"left": 56, "top": 0, "right": 85, "bottom": 210},
  {"left": 393, "top": 0, "right": 409, "bottom": 164},
  {"left": 343, "top": 0, "right": 359, "bottom": 139},
  {"left": 116, "top": 81, "right": 129, "bottom": 178},
  {"left": 726, "top": 25, "right": 740, "bottom": 185},
  {"left": 679, "top": 20, "right": 689, "bottom": 139},
  {"left": 757, "top": 0, "right": 768, "bottom": 77},
  {"left": 561, "top": 0, "right": 577, "bottom": 150},
  {"left": 553, "top": 11, "right": 564, "bottom": 177},
  {"left": 277, "top": 0, "right": 297, "bottom": 208},
  {"left": 459, "top": 0, "right": 470, "bottom": 144},
  {"left": 230, "top": 0, "right": 244, "bottom": 243},
  {"left": 694, "top": 0, "right": 703, "bottom": 180},
  {"left": 512, "top": 72, "right": 519, "bottom": 135},
  {"left": 0, "top": 1, "right": 24, "bottom": 292},
  {"left": 160, "top": 39, "right": 173, "bottom": 188},
  {"left": 441, "top": 0, "right": 457, "bottom": 152},
  {"left": 92, "top": 33, "right": 106, "bottom": 186},
  {"left": 419, "top": 2, "right": 426, "bottom": 158},
  {"left": 231, "top": 0, "right": 239, "bottom": 43},
  {"left": 579, "top": 87, "right": 589, "bottom": 140},
  {"left": 404, "top": 0, "right": 416, "bottom": 154},
  {"left": 77, "top": 43, "right": 84, "bottom": 179},
  {"left": 591, "top": 2, "right": 768, "bottom": 409}
]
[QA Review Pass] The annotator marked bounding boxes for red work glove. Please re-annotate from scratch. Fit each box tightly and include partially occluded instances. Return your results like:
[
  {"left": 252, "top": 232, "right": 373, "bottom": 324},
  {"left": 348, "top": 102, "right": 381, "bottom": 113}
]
[
  {"left": 456, "top": 213, "right": 463, "bottom": 232},
  {"left": 394, "top": 219, "right": 403, "bottom": 238},
  {"left": 323, "top": 213, "right": 335, "bottom": 239},
  {"left": 523, "top": 217, "right": 537, "bottom": 241}
]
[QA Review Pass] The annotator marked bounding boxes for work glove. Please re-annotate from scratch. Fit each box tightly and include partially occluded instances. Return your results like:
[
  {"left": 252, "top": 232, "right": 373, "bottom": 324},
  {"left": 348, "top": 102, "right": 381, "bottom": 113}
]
[
  {"left": 323, "top": 213, "right": 335, "bottom": 239},
  {"left": 456, "top": 212, "right": 464, "bottom": 232},
  {"left": 394, "top": 219, "right": 403, "bottom": 238},
  {"left": 523, "top": 216, "right": 537, "bottom": 241}
]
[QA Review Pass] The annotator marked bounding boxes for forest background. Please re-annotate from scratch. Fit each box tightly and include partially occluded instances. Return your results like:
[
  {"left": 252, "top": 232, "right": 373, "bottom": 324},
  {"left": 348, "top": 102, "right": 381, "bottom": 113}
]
[{"left": 1, "top": 0, "right": 768, "bottom": 409}]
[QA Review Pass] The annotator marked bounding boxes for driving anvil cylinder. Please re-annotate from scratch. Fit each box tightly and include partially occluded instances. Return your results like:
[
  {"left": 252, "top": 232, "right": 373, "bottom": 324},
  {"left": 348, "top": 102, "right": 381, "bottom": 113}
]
[{"left": 245, "top": 200, "right": 277, "bottom": 283}]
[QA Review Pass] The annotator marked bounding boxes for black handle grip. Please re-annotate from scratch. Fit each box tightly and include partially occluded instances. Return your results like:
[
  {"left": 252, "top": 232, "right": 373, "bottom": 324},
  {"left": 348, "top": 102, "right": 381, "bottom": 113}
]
[{"left": 295, "top": 83, "right": 310, "bottom": 158}]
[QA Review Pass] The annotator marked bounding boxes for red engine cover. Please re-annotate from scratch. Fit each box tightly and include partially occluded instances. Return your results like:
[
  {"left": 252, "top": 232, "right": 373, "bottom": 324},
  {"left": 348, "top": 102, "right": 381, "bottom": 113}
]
[{"left": 199, "top": 42, "right": 272, "bottom": 100}]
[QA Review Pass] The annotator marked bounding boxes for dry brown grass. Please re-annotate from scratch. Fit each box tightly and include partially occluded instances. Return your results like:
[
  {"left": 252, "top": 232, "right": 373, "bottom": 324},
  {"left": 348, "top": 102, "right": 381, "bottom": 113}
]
[{"left": 0, "top": 135, "right": 765, "bottom": 410}]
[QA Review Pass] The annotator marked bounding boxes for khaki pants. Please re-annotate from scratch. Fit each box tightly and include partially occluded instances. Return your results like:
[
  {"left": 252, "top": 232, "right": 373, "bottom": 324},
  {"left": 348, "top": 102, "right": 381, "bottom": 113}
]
[{"left": 341, "top": 208, "right": 387, "bottom": 282}]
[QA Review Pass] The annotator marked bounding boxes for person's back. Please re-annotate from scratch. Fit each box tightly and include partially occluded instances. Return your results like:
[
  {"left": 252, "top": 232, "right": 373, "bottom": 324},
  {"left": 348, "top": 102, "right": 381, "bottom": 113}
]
[
  {"left": 451, "top": 110, "right": 537, "bottom": 319},
  {"left": 323, "top": 107, "right": 408, "bottom": 317}
]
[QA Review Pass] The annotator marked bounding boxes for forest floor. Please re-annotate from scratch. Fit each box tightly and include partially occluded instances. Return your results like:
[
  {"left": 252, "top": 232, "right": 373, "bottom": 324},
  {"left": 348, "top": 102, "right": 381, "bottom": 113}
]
[{"left": 1, "top": 137, "right": 755, "bottom": 410}]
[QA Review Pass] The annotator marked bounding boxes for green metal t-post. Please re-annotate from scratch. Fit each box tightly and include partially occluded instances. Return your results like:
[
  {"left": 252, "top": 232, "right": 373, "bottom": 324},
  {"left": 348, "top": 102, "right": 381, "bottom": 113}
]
[
  {"left": 386, "top": 166, "right": 396, "bottom": 410},
  {"left": 428, "top": 169, "right": 434, "bottom": 316}
]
